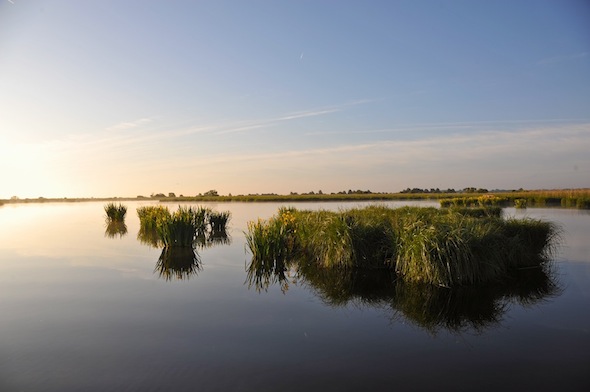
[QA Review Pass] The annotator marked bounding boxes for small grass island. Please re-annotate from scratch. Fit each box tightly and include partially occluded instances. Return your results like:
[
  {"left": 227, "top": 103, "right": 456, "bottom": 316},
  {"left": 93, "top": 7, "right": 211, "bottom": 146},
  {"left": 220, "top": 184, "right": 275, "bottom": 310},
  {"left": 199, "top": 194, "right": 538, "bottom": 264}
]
[{"left": 246, "top": 205, "right": 559, "bottom": 287}]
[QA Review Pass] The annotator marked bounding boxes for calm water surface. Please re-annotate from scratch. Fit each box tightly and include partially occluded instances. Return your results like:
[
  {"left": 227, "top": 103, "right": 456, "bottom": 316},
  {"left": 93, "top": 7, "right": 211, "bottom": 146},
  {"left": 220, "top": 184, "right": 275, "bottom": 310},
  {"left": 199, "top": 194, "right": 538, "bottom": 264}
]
[{"left": 0, "top": 201, "right": 589, "bottom": 391}]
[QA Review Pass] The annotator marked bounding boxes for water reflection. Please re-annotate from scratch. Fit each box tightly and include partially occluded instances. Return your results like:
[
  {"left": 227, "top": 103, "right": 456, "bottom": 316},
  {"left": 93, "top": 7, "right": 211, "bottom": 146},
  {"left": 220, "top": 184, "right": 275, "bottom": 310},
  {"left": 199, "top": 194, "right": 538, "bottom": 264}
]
[
  {"left": 155, "top": 247, "right": 202, "bottom": 281},
  {"left": 104, "top": 221, "right": 128, "bottom": 238},
  {"left": 246, "top": 258, "right": 561, "bottom": 334},
  {"left": 139, "top": 226, "right": 231, "bottom": 281}
]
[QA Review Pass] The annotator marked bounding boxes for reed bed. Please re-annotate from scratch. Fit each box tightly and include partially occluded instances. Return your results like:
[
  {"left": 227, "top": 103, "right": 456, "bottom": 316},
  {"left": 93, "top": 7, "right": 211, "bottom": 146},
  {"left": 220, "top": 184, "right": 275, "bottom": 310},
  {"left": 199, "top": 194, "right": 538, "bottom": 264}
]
[
  {"left": 137, "top": 205, "right": 231, "bottom": 248},
  {"left": 245, "top": 206, "right": 559, "bottom": 287},
  {"left": 104, "top": 203, "right": 127, "bottom": 221},
  {"left": 441, "top": 189, "right": 590, "bottom": 209},
  {"left": 439, "top": 195, "right": 510, "bottom": 208}
]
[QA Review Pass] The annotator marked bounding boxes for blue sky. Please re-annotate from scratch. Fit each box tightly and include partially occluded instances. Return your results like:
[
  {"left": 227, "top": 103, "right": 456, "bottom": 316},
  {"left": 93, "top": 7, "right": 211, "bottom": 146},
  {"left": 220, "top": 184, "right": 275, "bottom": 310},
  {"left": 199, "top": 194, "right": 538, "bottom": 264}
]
[{"left": 1, "top": 0, "right": 589, "bottom": 198}]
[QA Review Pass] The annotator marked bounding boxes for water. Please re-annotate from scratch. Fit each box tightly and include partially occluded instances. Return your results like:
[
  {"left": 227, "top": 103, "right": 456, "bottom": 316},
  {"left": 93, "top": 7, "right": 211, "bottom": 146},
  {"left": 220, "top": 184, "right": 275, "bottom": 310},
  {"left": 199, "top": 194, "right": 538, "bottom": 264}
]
[{"left": 0, "top": 201, "right": 588, "bottom": 391}]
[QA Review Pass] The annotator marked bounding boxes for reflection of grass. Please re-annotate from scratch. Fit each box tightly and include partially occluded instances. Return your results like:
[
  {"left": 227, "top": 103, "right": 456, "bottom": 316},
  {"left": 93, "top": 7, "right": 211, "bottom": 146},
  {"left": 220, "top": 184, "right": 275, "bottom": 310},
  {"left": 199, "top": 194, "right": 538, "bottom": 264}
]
[
  {"left": 104, "top": 221, "right": 128, "bottom": 238},
  {"left": 104, "top": 203, "right": 127, "bottom": 221},
  {"left": 245, "top": 206, "right": 559, "bottom": 287},
  {"left": 137, "top": 205, "right": 231, "bottom": 281},
  {"left": 155, "top": 247, "right": 202, "bottom": 281},
  {"left": 246, "top": 256, "right": 561, "bottom": 334}
]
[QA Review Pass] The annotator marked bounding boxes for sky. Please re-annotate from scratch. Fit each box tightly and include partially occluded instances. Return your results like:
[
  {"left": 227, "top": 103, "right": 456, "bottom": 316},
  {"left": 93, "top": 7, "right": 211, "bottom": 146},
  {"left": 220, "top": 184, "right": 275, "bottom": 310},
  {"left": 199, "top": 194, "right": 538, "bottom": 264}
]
[{"left": 1, "top": 0, "right": 589, "bottom": 198}]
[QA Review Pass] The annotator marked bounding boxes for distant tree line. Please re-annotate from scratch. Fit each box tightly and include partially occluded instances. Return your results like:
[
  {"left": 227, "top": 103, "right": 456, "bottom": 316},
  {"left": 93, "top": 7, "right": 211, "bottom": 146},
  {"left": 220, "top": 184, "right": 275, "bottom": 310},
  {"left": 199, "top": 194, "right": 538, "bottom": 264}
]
[{"left": 399, "top": 187, "right": 489, "bottom": 194}]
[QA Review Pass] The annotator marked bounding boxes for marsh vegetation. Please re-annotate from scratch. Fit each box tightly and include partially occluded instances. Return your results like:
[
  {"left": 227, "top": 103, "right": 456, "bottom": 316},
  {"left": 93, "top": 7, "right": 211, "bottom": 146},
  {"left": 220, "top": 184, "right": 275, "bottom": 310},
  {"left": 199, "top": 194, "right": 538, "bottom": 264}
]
[
  {"left": 246, "top": 206, "right": 559, "bottom": 287},
  {"left": 136, "top": 205, "right": 231, "bottom": 280},
  {"left": 104, "top": 203, "right": 127, "bottom": 221},
  {"left": 136, "top": 205, "right": 231, "bottom": 248}
]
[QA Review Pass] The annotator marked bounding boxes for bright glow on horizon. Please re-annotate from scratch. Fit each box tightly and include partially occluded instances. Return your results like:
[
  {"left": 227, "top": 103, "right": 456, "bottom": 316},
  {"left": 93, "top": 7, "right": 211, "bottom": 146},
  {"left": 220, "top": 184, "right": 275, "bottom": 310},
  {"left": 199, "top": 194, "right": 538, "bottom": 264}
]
[{"left": 1, "top": 1, "right": 589, "bottom": 198}]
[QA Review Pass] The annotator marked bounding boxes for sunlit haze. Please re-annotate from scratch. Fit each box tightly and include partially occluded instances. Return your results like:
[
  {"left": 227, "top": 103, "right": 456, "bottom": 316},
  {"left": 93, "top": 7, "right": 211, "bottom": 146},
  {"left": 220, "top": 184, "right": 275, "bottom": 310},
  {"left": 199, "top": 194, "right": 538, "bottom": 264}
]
[{"left": 1, "top": 0, "right": 589, "bottom": 198}]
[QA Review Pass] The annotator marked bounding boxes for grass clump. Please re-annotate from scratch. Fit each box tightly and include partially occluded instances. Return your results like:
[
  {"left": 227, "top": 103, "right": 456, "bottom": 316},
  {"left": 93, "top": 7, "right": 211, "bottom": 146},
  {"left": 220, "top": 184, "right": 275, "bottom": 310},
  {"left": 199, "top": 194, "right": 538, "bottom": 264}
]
[
  {"left": 209, "top": 211, "right": 231, "bottom": 233},
  {"left": 137, "top": 205, "right": 231, "bottom": 248},
  {"left": 245, "top": 206, "right": 559, "bottom": 287},
  {"left": 104, "top": 203, "right": 127, "bottom": 222}
]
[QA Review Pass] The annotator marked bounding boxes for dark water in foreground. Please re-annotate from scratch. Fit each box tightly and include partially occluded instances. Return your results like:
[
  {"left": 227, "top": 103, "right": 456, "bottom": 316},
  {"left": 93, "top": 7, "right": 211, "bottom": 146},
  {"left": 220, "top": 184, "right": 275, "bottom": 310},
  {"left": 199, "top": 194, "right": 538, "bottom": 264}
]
[{"left": 0, "top": 201, "right": 589, "bottom": 391}]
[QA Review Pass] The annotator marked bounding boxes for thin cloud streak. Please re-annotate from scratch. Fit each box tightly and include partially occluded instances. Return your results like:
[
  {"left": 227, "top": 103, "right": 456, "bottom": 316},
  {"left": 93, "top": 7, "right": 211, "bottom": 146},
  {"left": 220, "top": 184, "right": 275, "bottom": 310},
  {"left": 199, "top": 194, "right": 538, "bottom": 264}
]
[
  {"left": 305, "top": 118, "right": 590, "bottom": 136},
  {"left": 145, "top": 123, "right": 590, "bottom": 171}
]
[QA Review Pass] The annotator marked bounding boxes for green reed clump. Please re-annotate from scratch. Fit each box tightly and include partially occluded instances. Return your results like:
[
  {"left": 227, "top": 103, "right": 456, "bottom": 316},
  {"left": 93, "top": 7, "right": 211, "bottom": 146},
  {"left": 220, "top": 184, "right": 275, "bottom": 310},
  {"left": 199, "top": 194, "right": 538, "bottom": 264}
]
[
  {"left": 245, "top": 215, "right": 293, "bottom": 264},
  {"left": 104, "top": 203, "right": 127, "bottom": 221},
  {"left": 500, "top": 218, "right": 560, "bottom": 268},
  {"left": 137, "top": 206, "right": 171, "bottom": 247},
  {"left": 209, "top": 210, "right": 231, "bottom": 232},
  {"left": 394, "top": 212, "right": 508, "bottom": 286},
  {"left": 246, "top": 206, "right": 560, "bottom": 287},
  {"left": 158, "top": 206, "right": 201, "bottom": 247},
  {"left": 295, "top": 209, "right": 355, "bottom": 268},
  {"left": 446, "top": 206, "right": 503, "bottom": 218},
  {"left": 514, "top": 198, "right": 527, "bottom": 209},
  {"left": 137, "top": 205, "right": 230, "bottom": 248}
]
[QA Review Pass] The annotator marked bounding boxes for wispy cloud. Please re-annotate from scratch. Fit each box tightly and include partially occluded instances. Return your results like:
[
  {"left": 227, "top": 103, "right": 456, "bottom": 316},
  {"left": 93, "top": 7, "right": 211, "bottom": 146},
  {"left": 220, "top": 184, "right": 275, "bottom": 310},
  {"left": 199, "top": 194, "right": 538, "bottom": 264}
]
[
  {"left": 144, "top": 122, "right": 590, "bottom": 172},
  {"left": 304, "top": 118, "right": 589, "bottom": 136}
]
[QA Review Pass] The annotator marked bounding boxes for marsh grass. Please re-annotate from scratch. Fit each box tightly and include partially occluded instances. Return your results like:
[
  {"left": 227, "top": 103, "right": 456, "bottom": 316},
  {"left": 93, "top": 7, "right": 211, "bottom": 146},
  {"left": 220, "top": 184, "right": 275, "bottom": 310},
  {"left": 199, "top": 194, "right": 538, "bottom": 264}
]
[
  {"left": 137, "top": 205, "right": 231, "bottom": 248},
  {"left": 158, "top": 206, "right": 204, "bottom": 247},
  {"left": 209, "top": 211, "right": 231, "bottom": 233},
  {"left": 246, "top": 206, "right": 559, "bottom": 287},
  {"left": 104, "top": 203, "right": 127, "bottom": 222},
  {"left": 440, "top": 189, "right": 590, "bottom": 209},
  {"left": 446, "top": 206, "right": 503, "bottom": 218},
  {"left": 137, "top": 206, "right": 170, "bottom": 247}
]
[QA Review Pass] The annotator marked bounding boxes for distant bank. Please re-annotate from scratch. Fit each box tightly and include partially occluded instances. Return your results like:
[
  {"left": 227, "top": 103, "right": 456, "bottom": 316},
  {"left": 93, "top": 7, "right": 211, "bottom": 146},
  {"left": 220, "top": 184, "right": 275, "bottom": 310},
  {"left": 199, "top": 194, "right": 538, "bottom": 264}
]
[{"left": 1, "top": 188, "right": 589, "bottom": 209}]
